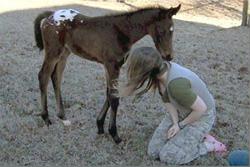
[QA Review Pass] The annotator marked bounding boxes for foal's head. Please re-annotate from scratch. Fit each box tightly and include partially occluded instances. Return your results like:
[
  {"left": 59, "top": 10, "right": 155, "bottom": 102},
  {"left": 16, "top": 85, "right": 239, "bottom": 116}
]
[{"left": 148, "top": 4, "right": 181, "bottom": 61}]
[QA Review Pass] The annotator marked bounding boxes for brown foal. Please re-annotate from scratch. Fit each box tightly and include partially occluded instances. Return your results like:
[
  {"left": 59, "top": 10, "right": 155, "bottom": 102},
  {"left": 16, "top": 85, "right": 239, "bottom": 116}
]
[{"left": 34, "top": 5, "right": 181, "bottom": 143}]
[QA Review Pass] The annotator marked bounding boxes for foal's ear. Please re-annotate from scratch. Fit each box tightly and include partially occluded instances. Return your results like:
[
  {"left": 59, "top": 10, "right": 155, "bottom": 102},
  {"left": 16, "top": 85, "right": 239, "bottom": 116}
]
[{"left": 168, "top": 4, "right": 181, "bottom": 17}]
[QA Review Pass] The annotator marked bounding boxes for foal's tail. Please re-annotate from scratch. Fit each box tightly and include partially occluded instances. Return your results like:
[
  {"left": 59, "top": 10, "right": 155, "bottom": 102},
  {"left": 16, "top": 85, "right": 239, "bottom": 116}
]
[{"left": 34, "top": 11, "right": 53, "bottom": 50}]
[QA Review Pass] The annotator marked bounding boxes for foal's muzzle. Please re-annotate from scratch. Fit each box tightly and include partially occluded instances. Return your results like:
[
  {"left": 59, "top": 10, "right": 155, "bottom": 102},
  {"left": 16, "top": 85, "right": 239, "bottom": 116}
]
[{"left": 163, "top": 54, "right": 173, "bottom": 61}]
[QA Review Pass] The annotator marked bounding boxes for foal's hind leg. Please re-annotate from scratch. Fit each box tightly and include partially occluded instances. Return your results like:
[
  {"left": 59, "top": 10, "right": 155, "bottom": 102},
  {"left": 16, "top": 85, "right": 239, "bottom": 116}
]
[
  {"left": 38, "top": 56, "right": 59, "bottom": 126},
  {"left": 51, "top": 48, "right": 69, "bottom": 120}
]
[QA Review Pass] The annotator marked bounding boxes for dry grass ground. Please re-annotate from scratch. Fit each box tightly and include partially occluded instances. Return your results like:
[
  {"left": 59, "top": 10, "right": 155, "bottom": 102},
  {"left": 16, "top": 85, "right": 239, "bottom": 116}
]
[{"left": 0, "top": 0, "right": 249, "bottom": 166}]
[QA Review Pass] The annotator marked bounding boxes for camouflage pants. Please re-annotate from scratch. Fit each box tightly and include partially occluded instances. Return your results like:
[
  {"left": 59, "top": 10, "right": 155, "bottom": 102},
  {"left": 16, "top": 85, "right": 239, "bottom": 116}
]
[{"left": 147, "top": 109, "right": 216, "bottom": 165}]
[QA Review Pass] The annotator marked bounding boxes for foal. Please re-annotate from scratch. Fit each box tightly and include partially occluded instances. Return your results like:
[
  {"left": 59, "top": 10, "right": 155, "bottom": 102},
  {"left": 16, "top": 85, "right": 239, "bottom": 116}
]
[{"left": 34, "top": 5, "right": 181, "bottom": 143}]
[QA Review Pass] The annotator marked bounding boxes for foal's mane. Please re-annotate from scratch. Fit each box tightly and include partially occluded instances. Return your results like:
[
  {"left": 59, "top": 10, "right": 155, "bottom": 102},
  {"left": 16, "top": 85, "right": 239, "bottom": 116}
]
[{"left": 97, "top": 5, "right": 168, "bottom": 18}]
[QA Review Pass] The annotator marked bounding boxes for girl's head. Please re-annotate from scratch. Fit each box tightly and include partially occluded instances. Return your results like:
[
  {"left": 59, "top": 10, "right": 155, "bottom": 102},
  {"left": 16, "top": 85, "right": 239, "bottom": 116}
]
[{"left": 120, "top": 47, "right": 168, "bottom": 97}]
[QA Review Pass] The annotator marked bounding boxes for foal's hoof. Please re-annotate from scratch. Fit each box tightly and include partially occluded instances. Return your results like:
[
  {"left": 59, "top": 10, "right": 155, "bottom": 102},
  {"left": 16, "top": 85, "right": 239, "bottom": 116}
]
[
  {"left": 97, "top": 128, "right": 105, "bottom": 134},
  {"left": 36, "top": 113, "right": 52, "bottom": 126},
  {"left": 96, "top": 120, "right": 105, "bottom": 134},
  {"left": 41, "top": 116, "right": 52, "bottom": 126},
  {"left": 113, "top": 136, "right": 122, "bottom": 144},
  {"left": 57, "top": 113, "right": 66, "bottom": 120},
  {"left": 44, "top": 118, "right": 52, "bottom": 126}
]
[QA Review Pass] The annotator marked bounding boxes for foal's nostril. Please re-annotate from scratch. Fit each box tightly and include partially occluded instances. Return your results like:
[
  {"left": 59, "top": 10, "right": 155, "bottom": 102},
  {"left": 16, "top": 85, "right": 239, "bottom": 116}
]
[
  {"left": 162, "top": 55, "right": 172, "bottom": 61},
  {"left": 166, "top": 54, "right": 172, "bottom": 61}
]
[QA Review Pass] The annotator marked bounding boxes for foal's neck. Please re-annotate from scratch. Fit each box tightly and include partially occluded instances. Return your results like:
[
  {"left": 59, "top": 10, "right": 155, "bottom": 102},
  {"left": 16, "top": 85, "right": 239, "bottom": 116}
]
[{"left": 115, "top": 9, "right": 160, "bottom": 43}]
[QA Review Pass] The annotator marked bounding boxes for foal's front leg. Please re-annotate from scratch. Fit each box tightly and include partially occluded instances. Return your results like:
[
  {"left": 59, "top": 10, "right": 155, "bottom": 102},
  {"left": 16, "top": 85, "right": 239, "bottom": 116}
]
[
  {"left": 97, "top": 86, "right": 121, "bottom": 143},
  {"left": 105, "top": 64, "right": 122, "bottom": 144},
  {"left": 97, "top": 88, "right": 110, "bottom": 134},
  {"left": 108, "top": 88, "right": 121, "bottom": 144}
]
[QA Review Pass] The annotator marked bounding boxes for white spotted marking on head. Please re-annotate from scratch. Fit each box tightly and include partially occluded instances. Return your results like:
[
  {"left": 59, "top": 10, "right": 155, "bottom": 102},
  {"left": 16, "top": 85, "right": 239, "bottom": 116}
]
[
  {"left": 80, "top": 20, "right": 83, "bottom": 23},
  {"left": 56, "top": 31, "right": 59, "bottom": 34},
  {"left": 53, "top": 9, "right": 79, "bottom": 26},
  {"left": 170, "top": 26, "right": 174, "bottom": 32}
]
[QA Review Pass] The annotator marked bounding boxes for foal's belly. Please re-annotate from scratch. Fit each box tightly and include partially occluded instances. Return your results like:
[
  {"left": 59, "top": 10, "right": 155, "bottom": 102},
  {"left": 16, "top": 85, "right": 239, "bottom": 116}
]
[{"left": 66, "top": 43, "right": 103, "bottom": 63}]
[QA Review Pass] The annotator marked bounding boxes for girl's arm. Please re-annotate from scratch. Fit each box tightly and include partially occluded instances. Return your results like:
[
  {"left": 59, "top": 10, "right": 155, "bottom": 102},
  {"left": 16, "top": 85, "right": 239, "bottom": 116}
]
[
  {"left": 167, "top": 78, "right": 207, "bottom": 128},
  {"left": 165, "top": 102, "right": 180, "bottom": 139},
  {"left": 179, "top": 96, "right": 207, "bottom": 127},
  {"left": 165, "top": 102, "right": 179, "bottom": 125}
]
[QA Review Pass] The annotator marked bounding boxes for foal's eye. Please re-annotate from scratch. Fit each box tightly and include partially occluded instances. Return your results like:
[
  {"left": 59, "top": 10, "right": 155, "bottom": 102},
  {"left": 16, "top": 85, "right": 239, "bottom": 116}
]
[{"left": 159, "top": 29, "right": 166, "bottom": 35}]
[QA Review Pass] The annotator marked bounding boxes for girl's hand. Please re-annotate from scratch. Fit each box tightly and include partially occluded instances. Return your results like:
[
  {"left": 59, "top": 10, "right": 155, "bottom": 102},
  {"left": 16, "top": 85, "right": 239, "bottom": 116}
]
[{"left": 167, "top": 124, "right": 180, "bottom": 139}]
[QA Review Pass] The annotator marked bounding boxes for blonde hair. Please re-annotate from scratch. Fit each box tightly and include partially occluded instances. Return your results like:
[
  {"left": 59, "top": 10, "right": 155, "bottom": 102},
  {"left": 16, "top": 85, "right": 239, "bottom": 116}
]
[{"left": 120, "top": 47, "right": 168, "bottom": 98}]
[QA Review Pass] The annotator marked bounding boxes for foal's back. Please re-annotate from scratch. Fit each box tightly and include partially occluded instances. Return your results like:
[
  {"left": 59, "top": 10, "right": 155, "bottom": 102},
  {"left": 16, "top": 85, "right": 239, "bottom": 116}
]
[{"left": 41, "top": 9, "right": 125, "bottom": 64}]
